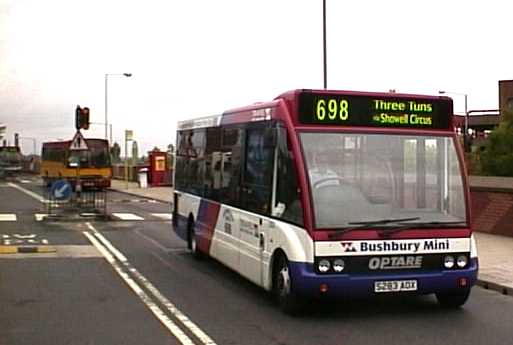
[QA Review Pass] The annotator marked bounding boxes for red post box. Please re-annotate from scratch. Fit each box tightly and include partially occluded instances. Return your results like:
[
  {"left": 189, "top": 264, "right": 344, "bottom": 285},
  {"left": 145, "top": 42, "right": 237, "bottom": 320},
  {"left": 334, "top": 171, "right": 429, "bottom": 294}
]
[{"left": 148, "top": 150, "right": 169, "bottom": 186}]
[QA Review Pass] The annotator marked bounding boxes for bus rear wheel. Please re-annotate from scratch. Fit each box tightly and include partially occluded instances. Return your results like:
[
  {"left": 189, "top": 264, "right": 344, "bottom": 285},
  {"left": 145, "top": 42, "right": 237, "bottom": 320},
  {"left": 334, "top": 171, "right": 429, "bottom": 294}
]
[
  {"left": 273, "top": 254, "right": 302, "bottom": 314},
  {"left": 436, "top": 289, "right": 471, "bottom": 308}
]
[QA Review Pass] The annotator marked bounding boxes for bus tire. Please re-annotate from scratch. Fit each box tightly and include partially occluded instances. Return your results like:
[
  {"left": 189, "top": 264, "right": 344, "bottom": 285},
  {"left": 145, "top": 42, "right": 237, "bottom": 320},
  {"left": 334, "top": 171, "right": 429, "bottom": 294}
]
[
  {"left": 273, "top": 254, "right": 302, "bottom": 315},
  {"left": 435, "top": 289, "right": 471, "bottom": 308},
  {"left": 187, "top": 218, "right": 202, "bottom": 259}
]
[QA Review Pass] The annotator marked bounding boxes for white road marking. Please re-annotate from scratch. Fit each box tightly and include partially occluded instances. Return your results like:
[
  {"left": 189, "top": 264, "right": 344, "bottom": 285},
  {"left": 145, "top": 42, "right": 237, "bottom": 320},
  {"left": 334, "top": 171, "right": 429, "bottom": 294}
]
[
  {"left": 85, "top": 223, "right": 217, "bottom": 345},
  {"left": 0, "top": 214, "right": 17, "bottom": 221},
  {"left": 151, "top": 213, "right": 173, "bottom": 220},
  {"left": 82, "top": 230, "right": 196, "bottom": 345},
  {"left": 7, "top": 182, "right": 47, "bottom": 203},
  {"left": 35, "top": 214, "right": 48, "bottom": 221},
  {"left": 20, "top": 180, "right": 32, "bottom": 184},
  {"left": 111, "top": 213, "right": 144, "bottom": 221},
  {"left": 1, "top": 233, "right": 50, "bottom": 246}
]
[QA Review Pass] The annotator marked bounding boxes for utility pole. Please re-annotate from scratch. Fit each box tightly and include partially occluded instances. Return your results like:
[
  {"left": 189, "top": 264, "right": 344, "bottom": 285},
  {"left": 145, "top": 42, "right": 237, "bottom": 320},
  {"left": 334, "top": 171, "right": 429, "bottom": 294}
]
[{"left": 323, "top": 0, "right": 327, "bottom": 89}]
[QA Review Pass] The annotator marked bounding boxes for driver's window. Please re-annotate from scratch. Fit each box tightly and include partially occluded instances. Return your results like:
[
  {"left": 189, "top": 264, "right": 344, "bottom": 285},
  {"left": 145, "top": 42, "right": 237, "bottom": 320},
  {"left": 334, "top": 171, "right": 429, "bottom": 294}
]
[{"left": 275, "top": 126, "right": 303, "bottom": 226}]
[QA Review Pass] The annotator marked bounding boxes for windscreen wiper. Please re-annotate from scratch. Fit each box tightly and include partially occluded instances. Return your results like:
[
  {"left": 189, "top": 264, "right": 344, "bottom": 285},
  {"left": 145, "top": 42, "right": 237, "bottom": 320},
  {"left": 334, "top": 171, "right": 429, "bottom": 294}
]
[
  {"left": 327, "top": 217, "right": 420, "bottom": 239},
  {"left": 347, "top": 217, "right": 421, "bottom": 226},
  {"left": 385, "top": 220, "right": 467, "bottom": 229},
  {"left": 372, "top": 220, "right": 468, "bottom": 237}
]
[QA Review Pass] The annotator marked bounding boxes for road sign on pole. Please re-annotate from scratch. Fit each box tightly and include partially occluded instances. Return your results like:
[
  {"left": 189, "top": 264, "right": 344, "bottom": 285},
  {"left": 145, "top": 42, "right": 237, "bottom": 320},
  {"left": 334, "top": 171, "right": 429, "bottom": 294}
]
[
  {"left": 69, "top": 131, "right": 89, "bottom": 151},
  {"left": 50, "top": 180, "right": 72, "bottom": 201},
  {"left": 125, "top": 130, "right": 133, "bottom": 190}
]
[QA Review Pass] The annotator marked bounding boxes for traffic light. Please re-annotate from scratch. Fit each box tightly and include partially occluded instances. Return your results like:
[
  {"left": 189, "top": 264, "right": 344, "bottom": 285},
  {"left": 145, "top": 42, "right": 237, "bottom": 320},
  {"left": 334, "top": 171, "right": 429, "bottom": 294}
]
[
  {"left": 75, "top": 106, "right": 81, "bottom": 130},
  {"left": 75, "top": 105, "right": 90, "bottom": 130},
  {"left": 81, "top": 107, "right": 90, "bottom": 130}
]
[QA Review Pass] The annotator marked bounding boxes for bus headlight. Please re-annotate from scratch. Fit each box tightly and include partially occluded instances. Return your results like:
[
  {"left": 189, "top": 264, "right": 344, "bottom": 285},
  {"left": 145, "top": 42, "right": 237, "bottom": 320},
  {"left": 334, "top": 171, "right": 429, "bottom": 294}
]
[
  {"left": 333, "top": 259, "right": 345, "bottom": 272},
  {"left": 318, "top": 259, "right": 331, "bottom": 273},
  {"left": 443, "top": 255, "right": 455, "bottom": 269},
  {"left": 456, "top": 255, "right": 468, "bottom": 268}
]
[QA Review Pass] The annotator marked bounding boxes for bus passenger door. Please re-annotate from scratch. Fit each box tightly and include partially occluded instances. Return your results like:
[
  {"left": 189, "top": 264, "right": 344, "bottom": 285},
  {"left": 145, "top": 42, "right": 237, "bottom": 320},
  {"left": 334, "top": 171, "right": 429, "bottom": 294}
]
[
  {"left": 238, "top": 125, "right": 274, "bottom": 286},
  {"left": 238, "top": 212, "right": 265, "bottom": 285}
]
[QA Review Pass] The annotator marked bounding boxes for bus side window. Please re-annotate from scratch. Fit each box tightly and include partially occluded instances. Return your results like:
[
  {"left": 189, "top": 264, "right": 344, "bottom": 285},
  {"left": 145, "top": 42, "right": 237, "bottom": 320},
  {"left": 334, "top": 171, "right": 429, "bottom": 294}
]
[
  {"left": 204, "top": 127, "right": 222, "bottom": 201},
  {"left": 220, "top": 127, "right": 243, "bottom": 207},
  {"left": 242, "top": 126, "right": 273, "bottom": 215}
]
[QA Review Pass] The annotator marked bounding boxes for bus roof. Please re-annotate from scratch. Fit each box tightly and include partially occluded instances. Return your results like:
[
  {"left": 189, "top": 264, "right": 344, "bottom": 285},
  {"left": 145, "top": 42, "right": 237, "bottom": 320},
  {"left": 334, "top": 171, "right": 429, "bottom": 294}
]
[
  {"left": 176, "top": 89, "right": 454, "bottom": 131},
  {"left": 275, "top": 89, "right": 451, "bottom": 101},
  {"left": 42, "top": 138, "right": 108, "bottom": 149}
]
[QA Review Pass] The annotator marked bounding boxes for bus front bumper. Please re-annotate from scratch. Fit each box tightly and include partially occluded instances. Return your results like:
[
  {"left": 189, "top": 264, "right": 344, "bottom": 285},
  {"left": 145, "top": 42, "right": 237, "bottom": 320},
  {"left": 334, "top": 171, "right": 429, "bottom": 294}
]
[{"left": 288, "top": 258, "right": 478, "bottom": 298}]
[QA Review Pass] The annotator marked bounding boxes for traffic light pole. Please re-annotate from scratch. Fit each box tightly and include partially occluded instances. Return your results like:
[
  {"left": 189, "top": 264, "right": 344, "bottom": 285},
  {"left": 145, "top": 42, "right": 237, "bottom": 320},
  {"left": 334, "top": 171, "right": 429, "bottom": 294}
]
[
  {"left": 104, "top": 75, "right": 108, "bottom": 140},
  {"left": 125, "top": 136, "right": 128, "bottom": 189}
]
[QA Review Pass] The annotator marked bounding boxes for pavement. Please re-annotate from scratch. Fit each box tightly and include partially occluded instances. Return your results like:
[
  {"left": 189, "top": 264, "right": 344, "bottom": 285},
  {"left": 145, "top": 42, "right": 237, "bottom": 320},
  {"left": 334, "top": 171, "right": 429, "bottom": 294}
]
[
  {"left": 110, "top": 178, "right": 173, "bottom": 203},
  {"left": 109, "top": 177, "right": 513, "bottom": 298}
]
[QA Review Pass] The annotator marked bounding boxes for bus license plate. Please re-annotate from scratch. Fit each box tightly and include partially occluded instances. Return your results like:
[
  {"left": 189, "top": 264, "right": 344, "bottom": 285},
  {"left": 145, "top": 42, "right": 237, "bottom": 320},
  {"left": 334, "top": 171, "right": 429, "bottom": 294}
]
[{"left": 374, "top": 280, "right": 417, "bottom": 293}]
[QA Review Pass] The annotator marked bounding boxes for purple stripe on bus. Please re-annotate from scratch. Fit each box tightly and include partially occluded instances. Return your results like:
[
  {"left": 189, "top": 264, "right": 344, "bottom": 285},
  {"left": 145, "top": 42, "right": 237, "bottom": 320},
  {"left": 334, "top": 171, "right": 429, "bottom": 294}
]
[{"left": 196, "top": 199, "right": 221, "bottom": 254}]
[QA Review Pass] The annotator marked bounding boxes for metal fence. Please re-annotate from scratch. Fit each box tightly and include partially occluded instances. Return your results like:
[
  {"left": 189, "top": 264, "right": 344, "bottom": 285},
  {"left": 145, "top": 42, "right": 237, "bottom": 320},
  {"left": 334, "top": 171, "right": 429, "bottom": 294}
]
[{"left": 45, "top": 188, "right": 108, "bottom": 219}]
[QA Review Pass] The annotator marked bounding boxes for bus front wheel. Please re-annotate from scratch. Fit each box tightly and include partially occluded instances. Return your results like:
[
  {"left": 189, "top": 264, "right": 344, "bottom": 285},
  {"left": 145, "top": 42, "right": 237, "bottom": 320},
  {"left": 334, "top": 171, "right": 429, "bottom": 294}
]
[
  {"left": 435, "top": 289, "right": 471, "bottom": 308},
  {"left": 273, "top": 254, "right": 302, "bottom": 314}
]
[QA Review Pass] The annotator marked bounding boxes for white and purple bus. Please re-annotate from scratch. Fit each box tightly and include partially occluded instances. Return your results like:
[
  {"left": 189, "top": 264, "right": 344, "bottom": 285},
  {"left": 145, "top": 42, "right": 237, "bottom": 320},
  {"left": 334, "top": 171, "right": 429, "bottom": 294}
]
[{"left": 173, "top": 89, "right": 478, "bottom": 313}]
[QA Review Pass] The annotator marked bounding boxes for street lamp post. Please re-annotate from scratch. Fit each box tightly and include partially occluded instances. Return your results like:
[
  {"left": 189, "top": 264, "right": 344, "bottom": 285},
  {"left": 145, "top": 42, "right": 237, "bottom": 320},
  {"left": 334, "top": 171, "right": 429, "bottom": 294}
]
[
  {"left": 439, "top": 90, "right": 469, "bottom": 151},
  {"left": 322, "top": 0, "right": 327, "bottom": 89},
  {"left": 105, "top": 73, "right": 132, "bottom": 142}
]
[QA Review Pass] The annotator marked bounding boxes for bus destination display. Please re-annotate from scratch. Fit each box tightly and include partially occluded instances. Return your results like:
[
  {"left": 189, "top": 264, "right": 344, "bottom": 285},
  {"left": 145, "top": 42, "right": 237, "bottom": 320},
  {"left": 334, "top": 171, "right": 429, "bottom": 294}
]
[{"left": 298, "top": 91, "right": 452, "bottom": 129}]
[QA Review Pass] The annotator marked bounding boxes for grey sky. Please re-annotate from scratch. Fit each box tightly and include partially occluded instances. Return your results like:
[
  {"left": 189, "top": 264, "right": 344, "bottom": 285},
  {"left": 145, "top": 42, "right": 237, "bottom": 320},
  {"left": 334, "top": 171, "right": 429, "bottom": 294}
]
[{"left": 0, "top": 0, "right": 511, "bottom": 155}]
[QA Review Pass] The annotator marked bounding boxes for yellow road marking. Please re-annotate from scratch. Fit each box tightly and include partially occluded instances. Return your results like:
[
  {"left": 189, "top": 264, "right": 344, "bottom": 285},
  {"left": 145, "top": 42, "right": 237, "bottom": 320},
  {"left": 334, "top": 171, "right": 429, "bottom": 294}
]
[{"left": 0, "top": 245, "right": 56, "bottom": 254}]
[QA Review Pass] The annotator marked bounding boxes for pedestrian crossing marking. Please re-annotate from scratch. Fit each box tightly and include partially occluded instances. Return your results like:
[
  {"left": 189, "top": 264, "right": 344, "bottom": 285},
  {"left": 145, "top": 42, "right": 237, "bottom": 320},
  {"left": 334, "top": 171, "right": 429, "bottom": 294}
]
[
  {"left": 112, "top": 213, "right": 144, "bottom": 221},
  {"left": 151, "top": 213, "right": 173, "bottom": 220},
  {"left": 6, "top": 212, "right": 175, "bottom": 222},
  {"left": 35, "top": 214, "right": 48, "bottom": 222},
  {"left": 0, "top": 214, "right": 17, "bottom": 221}
]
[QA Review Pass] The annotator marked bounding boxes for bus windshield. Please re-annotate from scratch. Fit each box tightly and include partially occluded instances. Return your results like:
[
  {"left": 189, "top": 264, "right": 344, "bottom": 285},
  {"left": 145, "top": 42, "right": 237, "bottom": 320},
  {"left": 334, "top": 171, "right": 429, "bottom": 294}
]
[
  {"left": 300, "top": 132, "right": 467, "bottom": 229},
  {"left": 67, "top": 146, "right": 110, "bottom": 168}
]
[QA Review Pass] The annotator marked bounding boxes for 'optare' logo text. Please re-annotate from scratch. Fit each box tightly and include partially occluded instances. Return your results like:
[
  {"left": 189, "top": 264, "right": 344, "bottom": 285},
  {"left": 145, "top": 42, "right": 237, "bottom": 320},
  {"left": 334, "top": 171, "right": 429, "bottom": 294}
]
[{"left": 368, "top": 256, "right": 423, "bottom": 270}]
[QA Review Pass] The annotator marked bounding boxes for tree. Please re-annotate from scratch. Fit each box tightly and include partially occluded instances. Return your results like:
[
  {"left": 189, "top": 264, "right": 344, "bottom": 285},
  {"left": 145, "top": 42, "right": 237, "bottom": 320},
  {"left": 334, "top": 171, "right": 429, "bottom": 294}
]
[
  {"left": 110, "top": 142, "right": 121, "bottom": 163},
  {"left": 480, "top": 110, "right": 513, "bottom": 176}
]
